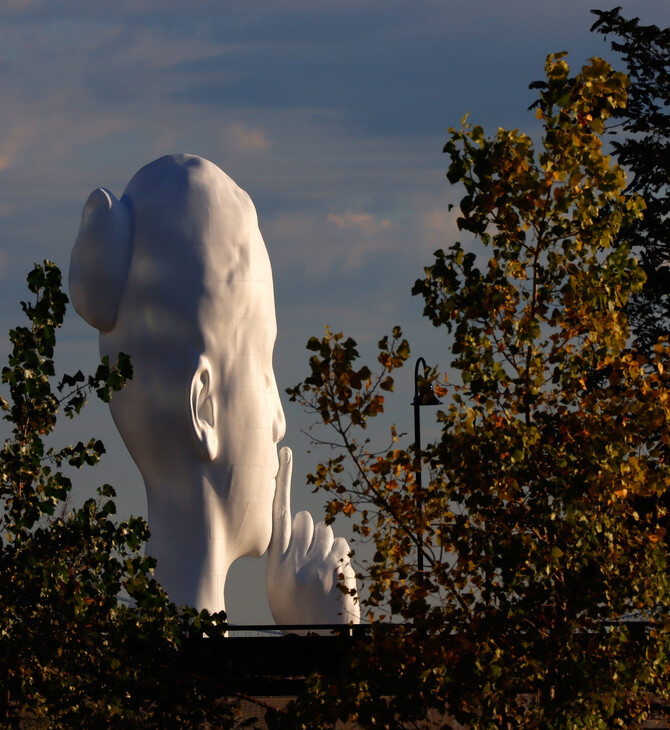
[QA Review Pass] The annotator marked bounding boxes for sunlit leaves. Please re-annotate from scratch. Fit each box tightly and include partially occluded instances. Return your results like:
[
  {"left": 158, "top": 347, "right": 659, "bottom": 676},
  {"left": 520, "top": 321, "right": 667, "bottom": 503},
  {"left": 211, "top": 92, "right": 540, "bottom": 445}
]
[
  {"left": 280, "top": 54, "right": 670, "bottom": 729},
  {"left": 289, "top": 326, "right": 410, "bottom": 430}
]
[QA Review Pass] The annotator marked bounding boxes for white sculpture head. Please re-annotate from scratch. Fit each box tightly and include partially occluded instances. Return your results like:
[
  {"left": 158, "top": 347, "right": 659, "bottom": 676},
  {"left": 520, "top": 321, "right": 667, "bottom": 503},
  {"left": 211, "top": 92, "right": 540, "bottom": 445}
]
[{"left": 70, "top": 154, "right": 286, "bottom": 611}]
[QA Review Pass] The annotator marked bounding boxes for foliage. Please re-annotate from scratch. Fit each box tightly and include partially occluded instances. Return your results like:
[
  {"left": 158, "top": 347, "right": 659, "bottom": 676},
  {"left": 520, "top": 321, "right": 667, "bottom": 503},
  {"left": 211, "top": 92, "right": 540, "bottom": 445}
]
[
  {"left": 0, "top": 262, "right": 241, "bottom": 728},
  {"left": 287, "top": 326, "right": 412, "bottom": 540},
  {"left": 276, "top": 55, "right": 670, "bottom": 728},
  {"left": 590, "top": 7, "right": 670, "bottom": 357}
]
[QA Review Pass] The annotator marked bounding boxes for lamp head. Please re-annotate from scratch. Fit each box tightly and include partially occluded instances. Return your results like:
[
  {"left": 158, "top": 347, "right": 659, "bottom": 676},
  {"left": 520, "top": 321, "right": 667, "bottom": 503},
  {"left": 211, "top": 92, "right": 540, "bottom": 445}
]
[{"left": 412, "top": 356, "right": 442, "bottom": 407}]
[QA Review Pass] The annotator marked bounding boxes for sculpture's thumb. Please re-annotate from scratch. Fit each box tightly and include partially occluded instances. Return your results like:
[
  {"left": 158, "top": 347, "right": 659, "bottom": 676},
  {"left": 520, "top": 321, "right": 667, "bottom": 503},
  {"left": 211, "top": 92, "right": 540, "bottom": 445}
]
[{"left": 268, "top": 446, "right": 292, "bottom": 563}]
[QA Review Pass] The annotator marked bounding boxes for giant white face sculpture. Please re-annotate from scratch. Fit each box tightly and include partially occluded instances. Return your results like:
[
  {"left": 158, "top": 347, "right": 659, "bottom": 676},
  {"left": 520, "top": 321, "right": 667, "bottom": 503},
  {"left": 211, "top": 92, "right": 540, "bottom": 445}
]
[
  {"left": 70, "top": 155, "right": 285, "bottom": 610},
  {"left": 70, "top": 154, "right": 358, "bottom": 626}
]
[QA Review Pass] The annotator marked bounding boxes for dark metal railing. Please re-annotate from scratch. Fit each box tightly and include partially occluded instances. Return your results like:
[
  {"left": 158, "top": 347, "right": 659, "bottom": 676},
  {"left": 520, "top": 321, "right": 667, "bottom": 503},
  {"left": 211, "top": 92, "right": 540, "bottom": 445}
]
[{"left": 225, "top": 623, "right": 370, "bottom": 637}]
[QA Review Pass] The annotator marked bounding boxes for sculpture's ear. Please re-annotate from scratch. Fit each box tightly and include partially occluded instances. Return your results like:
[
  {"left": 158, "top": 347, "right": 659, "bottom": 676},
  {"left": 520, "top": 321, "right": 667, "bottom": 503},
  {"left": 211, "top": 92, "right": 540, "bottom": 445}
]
[
  {"left": 190, "top": 355, "right": 220, "bottom": 462},
  {"left": 69, "top": 187, "right": 133, "bottom": 332}
]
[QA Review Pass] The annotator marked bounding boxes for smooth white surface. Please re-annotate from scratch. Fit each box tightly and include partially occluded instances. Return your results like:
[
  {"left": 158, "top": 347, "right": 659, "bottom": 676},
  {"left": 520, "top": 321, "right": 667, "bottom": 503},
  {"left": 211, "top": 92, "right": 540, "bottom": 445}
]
[
  {"left": 69, "top": 154, "right": 358, "bottom": 625},
  {"left": 267, "top": 446, "right": 359, "bottom": 629}
]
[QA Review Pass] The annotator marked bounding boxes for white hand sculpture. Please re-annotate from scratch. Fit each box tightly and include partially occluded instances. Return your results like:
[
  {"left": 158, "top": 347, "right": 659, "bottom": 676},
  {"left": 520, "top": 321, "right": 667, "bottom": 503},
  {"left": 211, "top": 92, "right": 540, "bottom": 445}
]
[{"left": 266, "top": 446, "right": 360, "bottom": 631}]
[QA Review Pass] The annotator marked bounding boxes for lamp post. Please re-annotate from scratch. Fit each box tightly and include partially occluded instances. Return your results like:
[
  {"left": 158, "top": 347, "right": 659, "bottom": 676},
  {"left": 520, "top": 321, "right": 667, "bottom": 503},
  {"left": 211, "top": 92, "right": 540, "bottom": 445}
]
[{"left": 412, "top": 357, "right": 442, "bottom": 572}]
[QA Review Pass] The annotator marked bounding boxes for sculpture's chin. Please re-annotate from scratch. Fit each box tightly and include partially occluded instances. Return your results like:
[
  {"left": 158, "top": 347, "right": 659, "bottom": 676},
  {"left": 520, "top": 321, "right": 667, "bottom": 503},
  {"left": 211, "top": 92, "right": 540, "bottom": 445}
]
[
  {"left": 242, "top": 530, "right": 272, "bottom": 559},
  {"left": 245, "top": 543, "right": 268, "bottom": 559}
]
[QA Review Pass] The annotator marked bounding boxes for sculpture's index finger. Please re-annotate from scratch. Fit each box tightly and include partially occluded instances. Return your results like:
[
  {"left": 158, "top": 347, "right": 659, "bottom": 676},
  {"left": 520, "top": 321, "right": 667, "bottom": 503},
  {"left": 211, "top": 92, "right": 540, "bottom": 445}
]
[{"left": 270, "top": 446, "right": 293, "bottom": 558}]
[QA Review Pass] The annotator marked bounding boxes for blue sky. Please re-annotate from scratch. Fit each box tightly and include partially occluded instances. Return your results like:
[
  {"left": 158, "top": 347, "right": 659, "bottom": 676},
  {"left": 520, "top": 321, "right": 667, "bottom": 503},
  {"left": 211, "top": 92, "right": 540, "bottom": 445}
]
[{"left": 2, "top": 0, "right": 669, "bottom": 623}]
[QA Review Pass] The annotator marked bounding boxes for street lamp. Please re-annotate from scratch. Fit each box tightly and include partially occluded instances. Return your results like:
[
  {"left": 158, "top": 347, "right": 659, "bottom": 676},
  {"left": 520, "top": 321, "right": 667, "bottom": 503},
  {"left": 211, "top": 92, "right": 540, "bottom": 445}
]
[{"left": 412, "top": 357, "right": 442, "bottom": 572}]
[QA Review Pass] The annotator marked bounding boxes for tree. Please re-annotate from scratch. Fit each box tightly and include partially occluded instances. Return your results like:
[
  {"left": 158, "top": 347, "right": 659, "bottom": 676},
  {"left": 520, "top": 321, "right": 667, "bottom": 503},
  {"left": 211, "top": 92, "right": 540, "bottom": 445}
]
[
  {"left": 590, "top": 7, "right": 670, "bottom": 357},
  {"left": 0, "top": 262, "right": 241, "bottom": 728},
  {"left": 275, "top": 54, "right": 670, "bottom": 728}
]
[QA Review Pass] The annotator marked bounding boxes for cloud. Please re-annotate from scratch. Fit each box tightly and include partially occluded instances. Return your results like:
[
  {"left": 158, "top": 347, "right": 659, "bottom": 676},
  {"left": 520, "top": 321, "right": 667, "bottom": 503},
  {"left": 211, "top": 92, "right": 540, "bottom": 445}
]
[
  {"left": 421, "top": 206, "right": 462, "bottom": 247},
  {"left": 224, "top": 122, "right": 270, "bottom": 153},
  {"left": 0, "top": 121, "right": 34, "bottom": 171},
  {"left": 327, "top": 210, "right": 392, "bottom": 236},
  {"left": 264, "top": 211, "right": 376, "bottom": 275}
]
